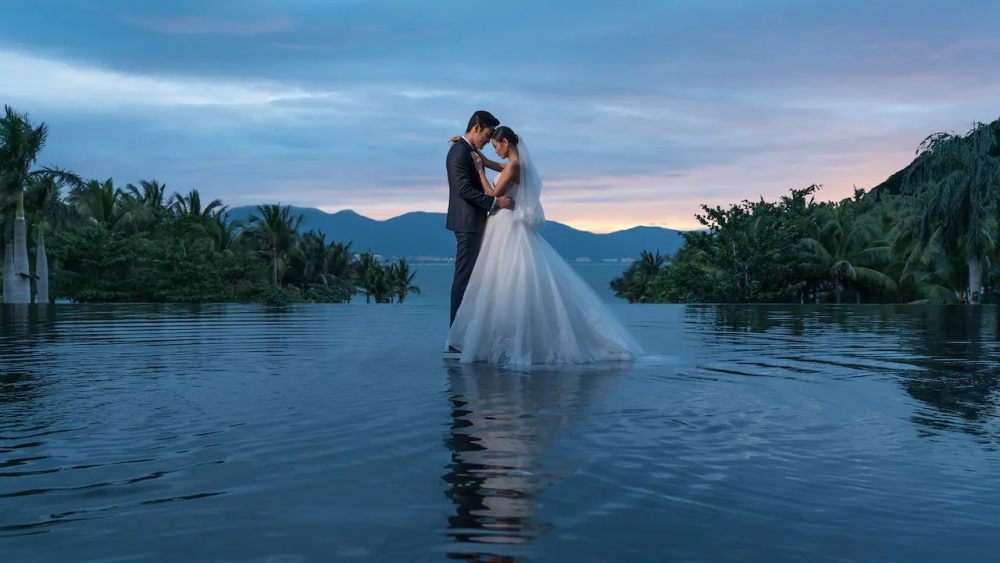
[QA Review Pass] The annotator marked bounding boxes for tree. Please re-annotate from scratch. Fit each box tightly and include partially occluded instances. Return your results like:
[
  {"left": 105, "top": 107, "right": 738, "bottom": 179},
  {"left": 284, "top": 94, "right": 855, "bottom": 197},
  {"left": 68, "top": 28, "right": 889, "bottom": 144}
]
[
  {"left": 2, "top": 238, "right": 12, "bottom": 302},
  {"left": 356, "top": 251, "right": 381, "bottom": 303},
  {"left": 119, "top": 179, "right": 170, "bottom": 232},
  {"left": 611, "top": 250, "right": 666, "bottom": 303},
  {"left": 0, "top": 106, "right": 78, "bottom": 302},
  {"left": 389, "top": 258, "right": 420, "bottom": 303},
  {"left": 210, "top": 212, "right": 241, "bottom": 256},
  {"left": 354, "top": 251, "right": 396, "bottom": 303},
  {"left": 901, "top": 122, "right": 1000, "bottom": 304},
  {"left": 0, "top": 106, "right": 47, "bottom": 209},
  {"left": 9, "top": 193, "right": 30, "bottom": 302},
  {"left": 0, "top": 105, "right": 357, "bottom": 305},
  {"left": 70, "top": 178, "right": 122, "bottom": 227},
  {"left": 0, "top": 106, "right": 80, "bottom": 303},
  {"left": 800, "top": 203, "right": 897, "bottom": 303},
  {"left": 170, "top": 189, "right": 224, "bottom": 221},
  {"left": 902, "top": 227, "right": 967, "bottom": 303},
  {"left": 326, "top": 241, "right": 355, "bottom": 284},
  {"left": 127, "top": 180, "right": 169, "bottom": 212},
  {"left": 244, "top": 204, "right": 303, "bottom": 286},
  {"left": 24, "top": 175, "right": 70, "bottom": 303}
]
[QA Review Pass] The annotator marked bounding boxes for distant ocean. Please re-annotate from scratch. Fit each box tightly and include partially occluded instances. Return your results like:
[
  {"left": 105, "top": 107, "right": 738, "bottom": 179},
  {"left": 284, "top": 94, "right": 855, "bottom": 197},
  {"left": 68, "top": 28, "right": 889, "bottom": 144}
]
[{"left": 377, "top": 262, "right": 627, "bottom": 306}]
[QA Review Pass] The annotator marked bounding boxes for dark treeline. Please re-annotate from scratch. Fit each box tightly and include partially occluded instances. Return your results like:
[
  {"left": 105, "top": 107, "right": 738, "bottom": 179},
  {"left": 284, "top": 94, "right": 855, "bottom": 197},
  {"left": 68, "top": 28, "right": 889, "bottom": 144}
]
[
  {"left": 0, "top": 106, "right": 418, "bottom": 305},
  {"left": 613, "top": 119, "right": 1000, "bottom": 305}
]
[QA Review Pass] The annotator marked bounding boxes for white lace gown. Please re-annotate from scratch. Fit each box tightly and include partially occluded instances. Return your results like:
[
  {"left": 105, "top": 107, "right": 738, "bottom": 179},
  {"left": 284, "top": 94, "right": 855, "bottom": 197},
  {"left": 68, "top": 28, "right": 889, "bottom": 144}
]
[{"left": 447, "top": 143, "right": 644, "bottom": 366}]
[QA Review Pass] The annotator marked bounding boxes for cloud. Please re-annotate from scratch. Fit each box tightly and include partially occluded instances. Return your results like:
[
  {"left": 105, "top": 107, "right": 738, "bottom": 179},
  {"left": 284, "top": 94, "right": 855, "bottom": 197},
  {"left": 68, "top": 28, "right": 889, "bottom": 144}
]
[
  {"left": 0, "top": 49, "right": 351, "bottom": 119},
  {"left": 1, "top": 1, "right": 999, "bottom": 232},
  {"left": 121, "top": 14, "right": 296, "bottom": 36}
]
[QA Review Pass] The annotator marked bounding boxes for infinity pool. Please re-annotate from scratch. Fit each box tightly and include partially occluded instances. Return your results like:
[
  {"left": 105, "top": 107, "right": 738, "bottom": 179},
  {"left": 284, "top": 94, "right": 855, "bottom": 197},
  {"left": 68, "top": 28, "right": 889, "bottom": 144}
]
[{"left": 2, "top": 303, "right": 999, "bottom": 562}]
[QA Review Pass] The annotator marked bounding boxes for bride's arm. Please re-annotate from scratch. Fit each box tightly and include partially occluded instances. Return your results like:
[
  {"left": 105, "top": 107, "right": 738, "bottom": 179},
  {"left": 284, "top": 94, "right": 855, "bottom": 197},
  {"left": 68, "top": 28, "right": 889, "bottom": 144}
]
[
  {"left": 479, "top": 153, "right": 505, "bottom": 172},
  {"left": 473, "top": 154, "right": 519, "bottom": 198}
]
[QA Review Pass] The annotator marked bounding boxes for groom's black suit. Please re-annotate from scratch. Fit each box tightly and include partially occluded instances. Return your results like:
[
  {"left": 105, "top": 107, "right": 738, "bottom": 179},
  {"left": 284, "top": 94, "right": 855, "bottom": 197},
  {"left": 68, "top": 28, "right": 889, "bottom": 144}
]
[{"left": 446, "top": 137, "right": 497, "bottom": 326}]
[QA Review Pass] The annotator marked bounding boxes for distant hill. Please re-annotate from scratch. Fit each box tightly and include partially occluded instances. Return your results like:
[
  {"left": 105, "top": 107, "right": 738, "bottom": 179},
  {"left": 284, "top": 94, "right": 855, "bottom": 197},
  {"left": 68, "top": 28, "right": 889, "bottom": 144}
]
[{"left": 228, "top": 206, "right": 685, "bottom": 261}]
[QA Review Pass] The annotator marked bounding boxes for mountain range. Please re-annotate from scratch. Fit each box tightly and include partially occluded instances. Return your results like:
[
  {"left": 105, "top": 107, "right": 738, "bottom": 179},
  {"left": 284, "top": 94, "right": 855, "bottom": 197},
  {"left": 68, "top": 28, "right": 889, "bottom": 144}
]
[{"left": 228, "top": 206, "right": 685, "bottom": 261}]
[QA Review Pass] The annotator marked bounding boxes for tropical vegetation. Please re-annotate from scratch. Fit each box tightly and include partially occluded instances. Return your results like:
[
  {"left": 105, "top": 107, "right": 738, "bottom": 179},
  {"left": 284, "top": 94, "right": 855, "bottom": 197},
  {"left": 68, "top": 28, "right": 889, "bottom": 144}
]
[
  {"left": 0, "top": 106, "right": 418, "bottom": 305},
  {"left": 613, "top": 119, "right": 1000, "bottom": 305}
]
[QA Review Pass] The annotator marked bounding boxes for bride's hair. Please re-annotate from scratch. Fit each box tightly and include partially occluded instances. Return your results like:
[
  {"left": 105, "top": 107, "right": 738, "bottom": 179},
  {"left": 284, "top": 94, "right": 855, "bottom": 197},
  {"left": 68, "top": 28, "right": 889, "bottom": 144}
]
[{"left": 491, "top": 126, "right": 519, "bottom": 146}]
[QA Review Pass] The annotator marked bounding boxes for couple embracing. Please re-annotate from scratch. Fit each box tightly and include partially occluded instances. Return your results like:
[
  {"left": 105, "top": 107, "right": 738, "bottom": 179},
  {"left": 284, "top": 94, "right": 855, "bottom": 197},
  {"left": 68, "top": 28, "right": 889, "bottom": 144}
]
[{"left": 444, "top": 110, "right": 643, "bottom": 366}]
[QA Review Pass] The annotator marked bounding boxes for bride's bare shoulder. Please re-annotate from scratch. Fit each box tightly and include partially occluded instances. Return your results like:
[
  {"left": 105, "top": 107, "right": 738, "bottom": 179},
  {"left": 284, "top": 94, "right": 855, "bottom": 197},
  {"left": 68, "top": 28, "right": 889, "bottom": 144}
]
[{"left": 511, "top": 159, "right": 523, "bottom": 182}]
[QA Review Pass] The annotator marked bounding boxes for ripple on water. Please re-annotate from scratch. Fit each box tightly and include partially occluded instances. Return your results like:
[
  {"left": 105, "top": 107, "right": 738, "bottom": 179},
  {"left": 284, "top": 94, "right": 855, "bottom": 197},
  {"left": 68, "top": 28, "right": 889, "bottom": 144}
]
[{"left": 2, "top": 303, "right": 1000, "bottom": 562}]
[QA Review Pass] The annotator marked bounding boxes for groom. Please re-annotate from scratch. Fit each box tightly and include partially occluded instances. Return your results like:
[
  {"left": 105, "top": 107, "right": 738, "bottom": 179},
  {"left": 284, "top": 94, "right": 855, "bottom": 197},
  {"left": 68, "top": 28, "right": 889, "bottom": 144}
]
[{"left": 446, "top": 110, "right": 515, "bottom": 329}]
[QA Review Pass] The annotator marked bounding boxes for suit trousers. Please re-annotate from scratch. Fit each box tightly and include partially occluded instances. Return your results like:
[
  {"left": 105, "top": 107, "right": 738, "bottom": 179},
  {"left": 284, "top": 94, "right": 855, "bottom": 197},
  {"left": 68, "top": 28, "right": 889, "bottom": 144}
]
[{"left": 451, "top": 231, "right": 484, "bottom": 326}]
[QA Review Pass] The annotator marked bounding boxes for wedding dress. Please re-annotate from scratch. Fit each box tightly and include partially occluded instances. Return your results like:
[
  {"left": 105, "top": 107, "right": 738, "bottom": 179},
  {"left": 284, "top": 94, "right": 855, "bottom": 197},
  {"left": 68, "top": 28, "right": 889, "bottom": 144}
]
[{"left": 447, "top": 141, "right": 644, "bottom": 365}]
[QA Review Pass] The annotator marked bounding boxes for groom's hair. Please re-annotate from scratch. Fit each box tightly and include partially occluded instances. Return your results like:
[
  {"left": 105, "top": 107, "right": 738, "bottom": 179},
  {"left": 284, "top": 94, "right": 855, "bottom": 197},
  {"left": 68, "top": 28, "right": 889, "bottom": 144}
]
[{"left": 466, "top": 110, "right": 500, "bottom": 133}]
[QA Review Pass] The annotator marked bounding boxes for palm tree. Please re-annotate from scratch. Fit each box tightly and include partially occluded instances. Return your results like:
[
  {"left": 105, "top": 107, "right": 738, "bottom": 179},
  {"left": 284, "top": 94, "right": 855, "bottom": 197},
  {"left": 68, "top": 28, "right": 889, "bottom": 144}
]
[
  {"left": 0, "top": 106, "right": 78, "bottom": 302},
  {"left": 127, "top": 180, "right": 169, "bottom": 212},
  {"left": 637, "top": 250, "right": 667, "bottom": 278},
  {"left": 356, "top": 251, "right": 379, "bottom": 303},
  {"left": 2, "top": 238, "right": 12, "bottom": 303},
  {"left": 901, "top": 122, "right": 1000, "bottom": 304},
  {"left": 120, "top": 179, "right": 170, "bottom": 231},
  {"left": 244, "top": 204, "right": 303, "bottom": 285},
  {"left": 24, "top": 175, "right": 70, "bottom": 303},
  {"left": 371, "top": 266, "right": 393, "bottom": 303},
  {"left": 0, "top": 106, "right": 47, "bottom": 209},
  {"left": 327, "top": 241, "right": 355, "bottom": 284},
  {"left": 170, "top": 189, "right": 224, "bottom": 221},
  {"left": 209, "top": 211, "right": 241, "bottom": 256},
  {"left": 800, "top": 204, "right": 897, "bottom": 303},
  {"left": 389, "top": 258, "right": 420, "bottom": 303},
  {"left": 881, "top": 193, "right": 962, "bottom": 302},
  {"left": 902, "top": 227, "right": 967, "bottom": 303},
  {"left": 9, "top": 193, "right": 31, "bottom": 303},
  {"left": 70, "top": 178, "right": 122, "bottom": 227},
  {"left": 298, "top": 230, "right": 330, "bottom": 284},
  {"left": 611, "top": 250, "right": 666, "bottom": 303}
]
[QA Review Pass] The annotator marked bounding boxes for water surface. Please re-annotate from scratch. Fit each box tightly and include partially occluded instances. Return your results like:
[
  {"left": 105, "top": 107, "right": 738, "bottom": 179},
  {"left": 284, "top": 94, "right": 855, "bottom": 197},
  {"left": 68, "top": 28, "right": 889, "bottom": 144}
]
[{"left": 2, "top": 303, "right": 1000, "bottom": 562}]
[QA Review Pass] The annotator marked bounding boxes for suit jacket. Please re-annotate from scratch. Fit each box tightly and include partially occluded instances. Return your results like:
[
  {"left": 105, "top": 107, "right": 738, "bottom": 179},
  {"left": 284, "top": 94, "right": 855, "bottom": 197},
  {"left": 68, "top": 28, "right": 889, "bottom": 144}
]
[{"left": 446, "top": 138, "right": 495, "bottom": 233}]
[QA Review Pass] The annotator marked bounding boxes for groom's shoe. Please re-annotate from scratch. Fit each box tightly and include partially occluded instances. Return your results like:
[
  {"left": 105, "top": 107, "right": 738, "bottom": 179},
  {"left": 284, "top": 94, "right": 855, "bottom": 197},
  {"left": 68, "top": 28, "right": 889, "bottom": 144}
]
[{"left": 443, "top": 345, "right": 462, "bottom": 360}]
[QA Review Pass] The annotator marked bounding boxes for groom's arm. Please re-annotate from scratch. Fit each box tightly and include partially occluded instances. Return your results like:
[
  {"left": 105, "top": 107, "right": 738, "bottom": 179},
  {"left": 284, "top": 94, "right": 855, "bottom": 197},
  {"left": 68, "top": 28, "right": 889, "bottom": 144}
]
[{"left": 447, "top": 145, "right": 496, "bottom": 211}]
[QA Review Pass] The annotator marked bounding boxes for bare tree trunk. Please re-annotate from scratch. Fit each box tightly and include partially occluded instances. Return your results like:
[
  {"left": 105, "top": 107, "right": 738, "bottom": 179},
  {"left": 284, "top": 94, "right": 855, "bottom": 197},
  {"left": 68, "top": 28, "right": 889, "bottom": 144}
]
[
  {"left": 272, "top": 247, "right": 278, "bottom": 286},
  {"left": 968, "top": 257, "right": 983, "bottom": 305},
  {"left": 3, "top": 240, "right": 13, "bottom": 303},
  {"left": 36, "top": 229, "right": 49, "bottom": 304},
  {"left": 12, "top": 215, "right": 30, "bottom": 304}
]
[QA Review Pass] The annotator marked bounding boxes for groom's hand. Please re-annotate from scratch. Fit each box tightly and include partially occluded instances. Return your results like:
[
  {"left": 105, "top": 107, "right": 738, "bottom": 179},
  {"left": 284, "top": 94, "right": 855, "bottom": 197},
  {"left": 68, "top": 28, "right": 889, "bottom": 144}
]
[{"left": 497, "top": 196, "right": 515, "bottom": 210}]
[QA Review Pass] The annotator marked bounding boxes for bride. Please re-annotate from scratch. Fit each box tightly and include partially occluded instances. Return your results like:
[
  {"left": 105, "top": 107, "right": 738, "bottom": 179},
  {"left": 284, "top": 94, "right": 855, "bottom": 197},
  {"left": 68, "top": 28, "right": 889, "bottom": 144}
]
[{"left": 447, "top": 126, "right": 644, "bottom": 365}]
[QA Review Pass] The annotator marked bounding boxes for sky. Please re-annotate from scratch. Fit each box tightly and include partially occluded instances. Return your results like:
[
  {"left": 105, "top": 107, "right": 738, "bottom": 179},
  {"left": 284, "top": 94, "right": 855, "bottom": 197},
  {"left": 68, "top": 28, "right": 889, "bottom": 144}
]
[{"left": 1, "top": 1, "right": 999, "bottom": 232}]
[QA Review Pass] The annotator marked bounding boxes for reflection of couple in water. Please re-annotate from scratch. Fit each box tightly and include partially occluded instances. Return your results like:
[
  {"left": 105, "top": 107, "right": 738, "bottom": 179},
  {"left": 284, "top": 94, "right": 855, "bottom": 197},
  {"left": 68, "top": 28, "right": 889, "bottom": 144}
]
[{"left": 441, "top": 362, "right": 623, "bottom": 561}]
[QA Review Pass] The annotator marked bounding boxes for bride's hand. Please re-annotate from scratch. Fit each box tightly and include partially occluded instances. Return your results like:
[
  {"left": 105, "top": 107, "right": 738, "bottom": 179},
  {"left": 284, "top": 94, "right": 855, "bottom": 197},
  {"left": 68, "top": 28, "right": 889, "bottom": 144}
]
[
  {"left": 449, "top": 135, "right": 461, "bottom": 144},
  {"left": 471, "top": 152, "right": 485, "bottom": 172}
]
